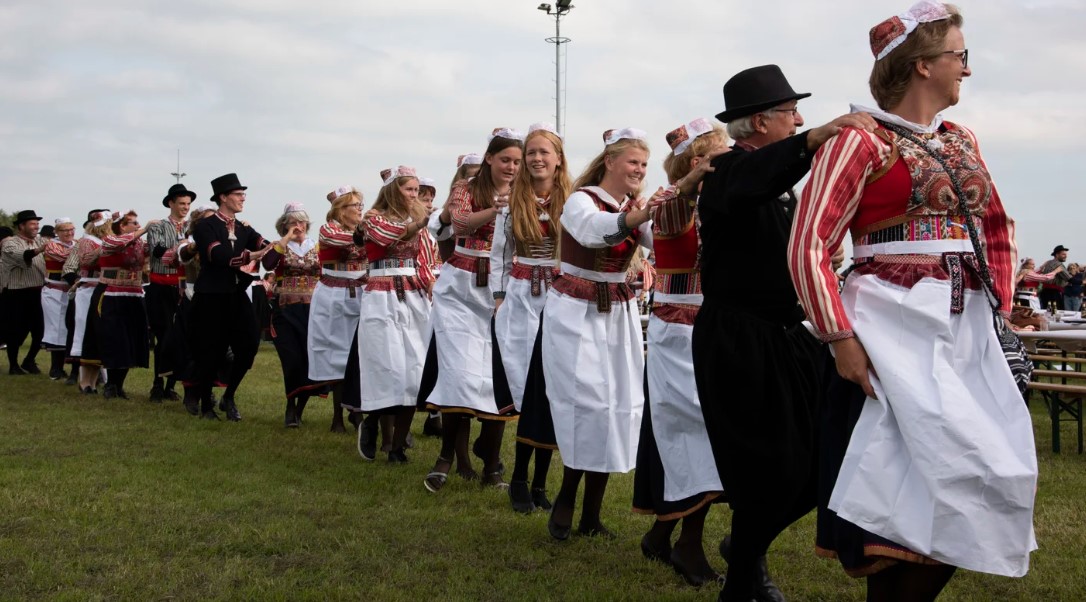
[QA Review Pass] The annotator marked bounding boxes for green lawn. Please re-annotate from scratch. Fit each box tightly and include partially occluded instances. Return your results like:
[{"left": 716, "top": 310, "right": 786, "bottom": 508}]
[{"left": 2, "top": 344, "right": 1083, "bottom": 601}]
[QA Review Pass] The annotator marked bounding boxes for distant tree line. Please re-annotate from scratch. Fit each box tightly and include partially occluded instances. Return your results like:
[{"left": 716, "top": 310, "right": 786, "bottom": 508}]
[{"left": 0, "top": 209, "right": 14, "bottom": 229}]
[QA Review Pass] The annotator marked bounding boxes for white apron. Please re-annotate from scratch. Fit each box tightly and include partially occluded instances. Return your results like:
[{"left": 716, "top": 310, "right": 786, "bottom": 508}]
[
  {"left": 355, "top": 287, "right": 430, "bottom": 412},
  {"left": 425, "top": 264, "right": 495, "bottom": 413},
  {"left": 829, "top": 267, "right": 1038, "bottom": 577},
  {"left": 307, "top": 280, "right": 363, "bottom": 383},
  {"left": 646, "top": 314, "right": 724, "bottom": 501},
  {"left": 70, "top": 283, "right": 96, "bottom": 357},
  {"left": 542, "top": 288, "right": 644, "bottom": 473},
  {"left": 493, "top": 273, "right": 547, "bottom": 411},
  {"left": 41, "top": 286, "right": 69, "bottom": 348}
]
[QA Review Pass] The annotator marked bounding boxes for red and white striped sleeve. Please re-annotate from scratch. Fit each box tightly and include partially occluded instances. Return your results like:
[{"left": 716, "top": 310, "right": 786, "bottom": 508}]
[
  {"left": 1024, "top": 270, "right": 1058, "bottom": 283},
  {"left": 101, "top": 232, "right": 139, "bottom": 254},
  {"left": 789, "top": 128, "right": 882, "bottom": 342},
  {"left": 43, "top": 241, "right": 69, "bottom": 263},
  {"left": 449, "top": 182, "right": 476, "bottom": 235},
  {"left": 960, "top": 126, "right": 1016, "bottom": 316},
  {"left": 318, "top": 222, "right": 355, "bottom": 249},
  {"left": 364, "top": 214, "right": 407, "bottom": 248},
  {"left": 416, "top": 230, "right": 435, "bottom": 287},
  {"left": 652, "top": 187, "right": 696, "bottom": 237}
]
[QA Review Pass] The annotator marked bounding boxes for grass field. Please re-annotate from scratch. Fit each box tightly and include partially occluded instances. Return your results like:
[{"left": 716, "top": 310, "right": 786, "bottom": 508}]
[{"left": 2, "top": 343, "right": 1084, "bottom": 601}]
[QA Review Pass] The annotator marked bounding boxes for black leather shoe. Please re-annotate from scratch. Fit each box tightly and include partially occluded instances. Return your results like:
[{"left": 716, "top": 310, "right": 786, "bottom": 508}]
[
  {"left": 641, "top": 533, "right": 672, "bottom": 564},
  {"left": 754, "top": 556, "right": 785, "bottom": 602},
  {"left": 20, "top": 361, "right": 41, "bottom": 375},
  {"left": 547, "top": 508, "right": 572, "bottom": 541},
  {"left": 577, "top": 522, "right": 615, "bottom": 539},
  {"left": 81, "top": 386, "right": 98, "bottom": 395},
  {"left": 64, "top": 373, "right": 78, "bottom": 386},
  {"left": 163, "top": 388, "right": 180, "bottom": 401},
  {"left": 49, "top": 367, "right": 65, "bottom": 380},
  {"left": 200, "top": 410, "right": 221, "bottom": 420},
  {"left": 508, "top": 480, "right": 535, "bottom": 514},
  {"left": 148, "top": 385, "right": 164, "bottom": 403},
  {"left": 9, "top": 365, "right": 27, "bottom": 375},
  {"left": 116, "top": 388, "right": 129, "bottom": 400},
  {"left": 388, "top": 448, "right": 409, "bottom": 464},
  {"left": 219, "top": 397, "right": 241, "bottom": 422},
  {"left": 531, "top": 487, "right": 552, "bottom": 511},
  {"left": 285, "top": 406, "right": 298, "bottom": 428},
  {"left": 183, "top": 397, "right": 200, "bottom": 416},
  {"left": 422, "top": 414, "right": 443, "bottom": 437},
  {"left": 102, "top": 383, "right": 118, "bottom": 399},
  {"left": 670, "top": 549, "right": 721, "bottom": 588},
  {"left": 357, "top": 418, "right": 376, "bottom": 461}
]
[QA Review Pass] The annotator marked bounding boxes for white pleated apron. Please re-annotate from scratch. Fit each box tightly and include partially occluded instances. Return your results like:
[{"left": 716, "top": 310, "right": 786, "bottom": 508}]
[
  {"left": 41, "top": 286, "right": 69, "bottom": 348},
  {"left": 356, "top": 285, "right": 430, "bottom": 411},
  {"left": 646, "top": 312, "right": 724, "bottom": 501},
  {"left": 70, "top": 284, "right": 96, "bottom": 357},
  {"left": 307, "top": 277, "right": 364, "bottom": 382},
  {"left": 425, "top": 263, "right": 495, "bottom": 413},
  {"left": 829, "top": 240, "right": 1038, "bottom": 577},
  {"left": 542, "top": 287, "right": 644, "bottom": 473},
  {"left": 493, "top": 267, "right": 549, "bottom": 411}
]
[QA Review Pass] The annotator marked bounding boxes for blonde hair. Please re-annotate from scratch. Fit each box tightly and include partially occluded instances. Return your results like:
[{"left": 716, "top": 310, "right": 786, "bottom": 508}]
[
  {"left": 870, "top": 4, "right": 964, "bottom": 110},
  {"left": 662, "top": 128, "right": 728, "bottom": 185},
  {"left": 326, "top": 190, "right": 362, "bottom": 225},
  {"left": 85, "top": 217, "right": 113, "bottom": 240},
  {"left": 572, "top": 138, "right": 651, "bottom": 195},
  {"left": 509, "top": 130, "right": 571, "bottom": 244},
  {"left": 449, "top": 164, "right": 481, "bottom": 193},
  {"left": 372, "top": 177, "right": 426, "bottom": 224},
  {"left": 186, "top": 209, "right": 215, "bottom": 237}
]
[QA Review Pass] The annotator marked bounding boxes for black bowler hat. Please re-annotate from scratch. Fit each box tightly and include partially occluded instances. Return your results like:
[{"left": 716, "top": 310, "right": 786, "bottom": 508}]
[
  {"left": 715, "top": 65, "right": 811, "bottom": 123},
  {"left": 162, "top": 183, "right": 197, "bottom": 208},
  {"left": 210, "top": 173, "right": 247, "bottom": 203},
  {"left": 83, "top": 208, "right": 111, "bottom": 228},
  {"left": 40, "top": 225, "right": 56, "bottom": 238},
  {"left": 13, "top": 209, "right": 43, "bottom": 225},
  {"left": 1053, "top": 245, "right": 1070, "bottom": 256}
]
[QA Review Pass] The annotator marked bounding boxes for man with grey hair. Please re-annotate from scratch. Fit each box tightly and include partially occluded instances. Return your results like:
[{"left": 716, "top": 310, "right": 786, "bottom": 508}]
[{"left": 687, "top": 64, "right": 875, "bottom": 602}]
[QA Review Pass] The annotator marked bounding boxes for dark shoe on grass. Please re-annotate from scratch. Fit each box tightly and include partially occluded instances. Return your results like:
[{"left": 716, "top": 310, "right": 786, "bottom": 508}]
[
  {"left": 200, "top": 410, "right": 221, "bottom": 421},
  {"left": 531, "top": 488, "right": 552, "bottom": 511},
  {"left": 388, "top": 448, "right": 409, "bottom": 464},
  {"left": 356, "top": 418, "right": 376, "bottom": 461},
  {"left": 148, "top": 384, "right": 164, "bottom": 403},
  {"left": 219, "top": 396, "right": 241, "bottom": 422},
  {"left": 9, "top": 365, "right": 27, "bottom": 375},
  {"left": 422, "top": 413, "right": 443, "bottom": 437},
  {"left": 102, "top": 383, "right": 118, "bottom": 399},
  {"left": 49, "top": 367, "right": 66, "bottom": 380},
  {"left": 508, "top": 480, "right": 535, "bottom": 514},
  {"left": 21, "top": 361, "right": 41, "bottom": 375}
]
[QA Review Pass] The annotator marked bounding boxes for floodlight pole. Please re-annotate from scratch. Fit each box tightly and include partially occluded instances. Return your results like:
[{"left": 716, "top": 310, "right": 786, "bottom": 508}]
[
  {"left": 170, "top": 147, "right": 186, "bottom": 183},
  {"left": 539, "top": 3, "right": 573, "bottom": 136}
]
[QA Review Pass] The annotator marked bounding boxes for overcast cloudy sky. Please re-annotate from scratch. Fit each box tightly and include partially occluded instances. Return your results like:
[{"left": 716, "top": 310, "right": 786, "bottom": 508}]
[{"left": 2, "top": 0, "right": 1082, "bottom": 261}]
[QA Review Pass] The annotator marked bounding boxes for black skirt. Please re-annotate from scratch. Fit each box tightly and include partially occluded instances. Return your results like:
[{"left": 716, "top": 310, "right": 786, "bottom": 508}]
[
  {"left": 514, "top": 315, "right": 556, "bottom": 449},
  {"left": 81, "top": 285, "right": 150, "bottom": 370},
  {"left": 491, "top": 316, "right": 516, "bottom": 415},
  {"left": 633, "top": 368, "right": 724, "bottom": 520},
  {"left": 691, "top": 301, "right": 824, "bottom": 514},
  {"left": 271, "top": 302, "right": 320, "bottom": 401},
  {"left": 415, "top": 331, "right": 438, "bottom": 410}
]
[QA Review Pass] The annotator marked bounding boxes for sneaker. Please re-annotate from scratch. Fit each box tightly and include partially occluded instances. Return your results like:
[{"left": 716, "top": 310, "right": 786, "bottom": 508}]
[
  {"left": 183, "top": 396, "right": 200, "bottom": 416},
  {"left": 9, "top": 365, "right": 27, "bottom": 376},
  {"left": 357, "top": 419, "right": 376, "bottom": 461},
  {"left": 163, "top": 388, "right": 181, "bottom": 401}
]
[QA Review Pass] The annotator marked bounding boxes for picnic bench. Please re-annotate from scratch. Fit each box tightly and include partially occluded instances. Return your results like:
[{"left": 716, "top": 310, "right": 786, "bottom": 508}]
[{"left": 1026, "top": 353, "right": 1086, "bottom": 454}]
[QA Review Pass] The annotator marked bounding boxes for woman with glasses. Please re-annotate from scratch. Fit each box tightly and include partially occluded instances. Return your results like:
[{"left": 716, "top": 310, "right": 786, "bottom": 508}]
[
  {"left": 41, "top": 218, "right": 78, "bottom": 380},
  {"left": 308, "top": 187, "right": 366, "bottom": 433},
  {"left": 789, "top": 2, "right": 1036, "bottom": 599}
]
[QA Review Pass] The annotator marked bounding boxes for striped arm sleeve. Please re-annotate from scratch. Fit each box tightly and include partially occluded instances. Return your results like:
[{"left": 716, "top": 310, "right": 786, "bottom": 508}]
[
  {"left": 364, "top": 215, "right": 407, "bottom": 248},
  {"left": 449, "top": 182, "right": 476, "bottom": 235},
  {"left": 416, "top": 230, "right": 435, "bottom": 287},
  {"left": 43, "top": 241, "right": 68, "bottom": 263},
  {"left": 652, "top": 187, "right": 695, "bottom": 237},
  {"left": 789, "top": 128, "right": 879, "bottom": 342},
  {"left": 102, "top": 232, "right": 139, "bottom": 253},
  {"left": 318, "top": 222, "right": 355, "bottom": 249}
]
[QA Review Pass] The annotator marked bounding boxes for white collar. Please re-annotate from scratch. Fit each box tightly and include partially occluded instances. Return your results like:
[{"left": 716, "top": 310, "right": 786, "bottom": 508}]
[
  {"left": 850, "top": 103, "right": 943, "bottom": 135},
  {"left": 288, "top": 238, "right": 316, "bottom": 256},
  {"left": 584, "top": 186, "right": 623, "bottom": 210},
  {"left": 84, "top": 234, "right": 102, "bottom": 244}
]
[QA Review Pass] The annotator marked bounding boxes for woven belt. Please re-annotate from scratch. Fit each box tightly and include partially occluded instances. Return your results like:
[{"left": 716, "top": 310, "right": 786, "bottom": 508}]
[
  {"left": 320, "top": 274, "right": 366, "bottom": 298},
  {"left": 102, "top": 268, "right": 139, "bottom": 281},
  {"left": 510, "top": 263, "right": 556, "bottom": 296},
  {"left": 858, "top": 252, "right": 980, "bottom": 314}
]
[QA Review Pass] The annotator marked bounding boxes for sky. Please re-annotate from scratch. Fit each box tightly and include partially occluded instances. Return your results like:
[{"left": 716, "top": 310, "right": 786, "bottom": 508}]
[{"left": 2, "top": 0, "right": 1083, "bottom": 263}]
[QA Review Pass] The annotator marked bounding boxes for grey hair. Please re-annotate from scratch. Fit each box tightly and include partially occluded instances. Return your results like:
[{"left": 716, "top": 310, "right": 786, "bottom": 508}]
[
  {"left": 275, "top": 210, "right": 312, "bottom": 237},
  {"left": 726, "top": 114, "right": 762, "bottom": 140}
]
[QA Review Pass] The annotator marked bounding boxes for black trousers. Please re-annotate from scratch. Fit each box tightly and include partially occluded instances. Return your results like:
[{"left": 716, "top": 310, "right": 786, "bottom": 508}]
[
  {"left": 145, "top": 282, "right": 180, "bottom": 381},
  {"left": 3, "top": 286, "right": 44, "bottom": 367},
  {"left": 188, "top": 290, "right": 259, "bottom": 410}
]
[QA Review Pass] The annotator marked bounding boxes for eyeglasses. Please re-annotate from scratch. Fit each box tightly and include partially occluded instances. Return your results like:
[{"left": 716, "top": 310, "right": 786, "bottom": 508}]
[
  {"left": 768, "top": 107, "right": 800, "bottom": 117},
  {"left": 942, "top": 49, "right": 968, "bottom": 68},
  {"left": 345, "top": 203, "right": 362, "bottom": 209}
]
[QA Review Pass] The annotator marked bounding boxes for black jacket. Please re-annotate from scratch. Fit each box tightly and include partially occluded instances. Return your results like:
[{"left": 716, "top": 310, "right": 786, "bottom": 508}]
[{"left": 192, "top": 213, "right": 267, "bottom": 294}]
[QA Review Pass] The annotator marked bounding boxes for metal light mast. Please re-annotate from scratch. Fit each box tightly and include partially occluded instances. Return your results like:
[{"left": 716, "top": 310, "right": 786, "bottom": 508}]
[
  {"left": 537, "top": 1, "right": 573, "bottom": 135},
  {"left": 170, "top": 148, "right": 186, "bottom": 183}
]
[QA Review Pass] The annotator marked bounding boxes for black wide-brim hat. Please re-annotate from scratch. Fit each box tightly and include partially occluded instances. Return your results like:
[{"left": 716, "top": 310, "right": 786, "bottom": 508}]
[
  {"left": 1053, "top": 245, "right": 1070, "bottom": 256},
  {"left": 715, "top": 64, "right": 812, "bottom": 123},
  {"left": 210, "top": 173, "right": 248, "bottom": 202},
  {"left": 163, "top": 183, "right": 197, "bottom": 208},
  {"left": 14, "top": 209, "right": 43, "bottom": 225}
]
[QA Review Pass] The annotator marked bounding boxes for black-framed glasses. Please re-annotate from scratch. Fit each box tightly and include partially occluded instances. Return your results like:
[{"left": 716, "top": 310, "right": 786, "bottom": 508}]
[
  {"left": 768, "top": 107, "right": 800, "bottom": 117},
  {"left": 942, "top": 49, "right": 968, "bottom": 68}
]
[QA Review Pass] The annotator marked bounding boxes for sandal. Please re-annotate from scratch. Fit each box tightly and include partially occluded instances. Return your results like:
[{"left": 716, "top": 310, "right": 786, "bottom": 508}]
[
  {"left": 423, "top": 457, "right": 451, "bottom": 493},
  {"left": 472, "top": 437, "right": 505, "bottom": 476}
]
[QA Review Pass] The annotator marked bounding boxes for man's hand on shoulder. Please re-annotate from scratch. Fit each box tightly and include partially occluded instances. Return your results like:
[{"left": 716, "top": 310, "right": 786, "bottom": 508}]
[{"left": 806, "top": 112, "right": 877, "bottom": 152}]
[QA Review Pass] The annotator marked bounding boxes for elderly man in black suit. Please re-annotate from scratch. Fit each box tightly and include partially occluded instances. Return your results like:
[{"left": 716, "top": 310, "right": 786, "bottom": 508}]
[
  {"left": 684, "top": 65, "right": 875, "bottom": 602},
  {"left": 189, "top": 174, "right": 271, "bottom": 420}
]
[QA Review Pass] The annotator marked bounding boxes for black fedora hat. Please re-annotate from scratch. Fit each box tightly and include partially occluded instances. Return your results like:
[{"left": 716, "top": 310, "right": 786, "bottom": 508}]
[
  {"left": 83, "top": 208, "right": 111, "bottom": 228},
  {"left": 14, "top": 209, "right": 43, "bottom": 225},
  {"left": 162, "top": 183, "right": 197, "bottom": 208},
  {"left": 210, "top": 173, "right": 247, "bottom": 203},
  {"left": 715, "top": 64, "right": 811, "bottom": 123},
  {"left": 1053, "top": 245, "right": 1070, "bottom": 256}
]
